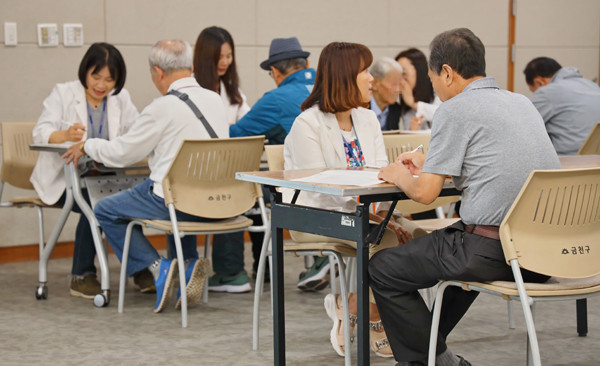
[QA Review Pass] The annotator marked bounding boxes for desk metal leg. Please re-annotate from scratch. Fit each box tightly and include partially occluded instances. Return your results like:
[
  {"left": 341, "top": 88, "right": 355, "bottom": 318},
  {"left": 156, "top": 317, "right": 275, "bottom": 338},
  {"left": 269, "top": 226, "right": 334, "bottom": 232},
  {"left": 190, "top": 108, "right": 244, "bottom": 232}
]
[
  {"left": 36, "top": 186, "right": 73, "bottom": 300},
  {"left": 67, "top": 163, "right": 110, "bottom": 307},
  {"left": 272, "top": 220, "right": 285, "bottom": 364},
  {"left": 356, "top": 204, "right": 370, "bottom": 366}
]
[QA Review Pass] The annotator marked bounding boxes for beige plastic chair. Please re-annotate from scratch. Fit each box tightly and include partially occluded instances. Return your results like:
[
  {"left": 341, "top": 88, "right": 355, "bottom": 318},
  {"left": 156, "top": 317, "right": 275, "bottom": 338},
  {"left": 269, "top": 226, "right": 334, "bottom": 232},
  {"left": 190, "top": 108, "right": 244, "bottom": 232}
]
[
  {"left": 253, "top": 144, "right": 355, "bottom": 366},
  {"left": 118, "top": 136, "right": 269, "bottom": 328},
  {"left": 428, "top": 168, "right": 600, "bottom": 366},
  {"left": 0, "top": 122, "right": 59, "bottom": 299},
  {"left": 578, "top": 122, "right": 600, "bottom": 155},
  {"left": 383, "top": 134, "right": 460, "bottom": 231}
]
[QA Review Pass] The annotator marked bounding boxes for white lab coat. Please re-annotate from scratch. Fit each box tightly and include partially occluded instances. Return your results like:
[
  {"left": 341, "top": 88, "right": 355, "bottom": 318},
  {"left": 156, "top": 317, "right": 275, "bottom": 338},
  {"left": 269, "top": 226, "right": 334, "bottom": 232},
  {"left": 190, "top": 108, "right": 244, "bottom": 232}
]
[
  {"left": 30, "top": 80, "right": 139, "bottom": 205},
  {"left": 284, "top": 105, "right": 388, "bottom": 213}
]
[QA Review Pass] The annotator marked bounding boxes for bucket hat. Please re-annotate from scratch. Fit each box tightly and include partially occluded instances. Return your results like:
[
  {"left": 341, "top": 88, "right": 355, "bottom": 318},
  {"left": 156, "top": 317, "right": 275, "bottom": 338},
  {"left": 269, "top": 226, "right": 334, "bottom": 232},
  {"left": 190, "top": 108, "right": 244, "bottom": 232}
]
[{"left": 260, "top": 37, "right": 310, "bottom": 70}]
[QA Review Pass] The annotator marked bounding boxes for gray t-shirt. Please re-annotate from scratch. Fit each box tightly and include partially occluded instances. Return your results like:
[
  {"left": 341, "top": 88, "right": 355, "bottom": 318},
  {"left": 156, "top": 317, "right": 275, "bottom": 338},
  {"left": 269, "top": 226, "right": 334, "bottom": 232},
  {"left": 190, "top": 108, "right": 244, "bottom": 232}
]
[
  {"left": 530, "top": 67, "right": 600, "bottom": 155},
  {"left": 422, "top": 77, "right": 561, "bottom": 226}
]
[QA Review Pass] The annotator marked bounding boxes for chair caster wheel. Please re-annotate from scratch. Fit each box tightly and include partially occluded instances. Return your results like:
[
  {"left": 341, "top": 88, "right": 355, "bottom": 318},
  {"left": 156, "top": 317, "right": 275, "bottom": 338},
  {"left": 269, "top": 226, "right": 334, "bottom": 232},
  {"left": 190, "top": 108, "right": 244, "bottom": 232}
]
[
  {"left": 94, "top": 292, "right": 110, "bottom": 307},
  {"left": 35, "top": 284, "right": 48, "bottom": 300}
]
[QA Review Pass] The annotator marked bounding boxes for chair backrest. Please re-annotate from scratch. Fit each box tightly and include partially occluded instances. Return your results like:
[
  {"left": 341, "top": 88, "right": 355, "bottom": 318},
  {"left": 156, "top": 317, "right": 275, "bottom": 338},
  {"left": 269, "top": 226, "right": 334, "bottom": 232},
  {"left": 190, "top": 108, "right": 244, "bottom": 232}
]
[
  {"left": 383, "top": 133, "right": 460, "bottom": 215},
  {"left": 499, "top": 168, "right": 600, "bottom": 278},
  {"left": 577, "top": 122, "right": 600, "bottom": 155},
  {"left": 0, "top": 122, "right": 38, "bottom": 190},
  {"left": 264, "top": 144, "right": 284, "bottom": 171},
  {"left": 162, "top": 136, "right": 265, "bottom": 219},
  {"left": 383, "top": 133, "right": 431, "bottom": 163}
]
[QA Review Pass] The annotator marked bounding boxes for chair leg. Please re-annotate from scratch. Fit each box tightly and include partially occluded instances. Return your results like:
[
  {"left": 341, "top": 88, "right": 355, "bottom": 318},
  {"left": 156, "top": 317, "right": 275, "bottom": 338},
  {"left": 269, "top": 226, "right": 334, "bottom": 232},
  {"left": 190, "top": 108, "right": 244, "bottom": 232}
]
[
  {"left": 168, "top": 204, "right": 188, "bottom": 328},
  {"left": 118, "top": 221, "right": 138, "bottom": 314},
  {"left": 202, "top": 235, "right": 211, "bottom": 304},
  {"left": 329, "top": 256, "right": 338, "bottom": 294},
  {"left": 510, "top": 261, "right": 541, "bottom": 366},
  {"left": 576, "top": 299, "right": 588, "bottom": 336},
  {"left": 332, "top": 253, "right": 351, "bottom": 366},
  {"left": 428, "top": 281, "right": 451, "bottom": 366},
  {"left": 507, "top": 300, "right": 516, "bottom": 329},
  {"left": 252, "top": 229, "right": 272, "bottom": 350}
]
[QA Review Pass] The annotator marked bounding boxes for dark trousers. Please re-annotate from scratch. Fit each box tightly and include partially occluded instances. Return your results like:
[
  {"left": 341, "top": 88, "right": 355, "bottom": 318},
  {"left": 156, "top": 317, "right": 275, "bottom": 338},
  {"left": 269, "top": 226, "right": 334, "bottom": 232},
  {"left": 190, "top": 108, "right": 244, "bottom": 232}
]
[
  {"left": 369, "top": 221, "right": 549, "bottom": 363},
  {"left": 56, "top": 189, "right": 96, "bottom": 276}
]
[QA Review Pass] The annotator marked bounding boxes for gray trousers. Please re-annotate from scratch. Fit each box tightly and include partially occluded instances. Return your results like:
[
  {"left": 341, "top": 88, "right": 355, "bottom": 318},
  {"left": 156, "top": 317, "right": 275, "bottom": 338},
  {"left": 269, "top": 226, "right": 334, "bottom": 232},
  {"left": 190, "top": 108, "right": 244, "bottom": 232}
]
[{"left": 369, "top": 221, "right": 549, "bottom": 363}]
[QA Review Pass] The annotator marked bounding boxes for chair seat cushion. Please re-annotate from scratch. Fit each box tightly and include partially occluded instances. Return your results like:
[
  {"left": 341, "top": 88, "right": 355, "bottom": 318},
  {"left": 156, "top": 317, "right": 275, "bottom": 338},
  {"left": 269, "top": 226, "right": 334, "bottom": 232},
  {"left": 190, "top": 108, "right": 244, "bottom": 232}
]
[
  {"left": 413, "top": 218, "right": 460, "bottom": 232},
  {"left": 283, "top": 242, "right": 357, "bottom": 257},
  {"left": 9, "top": 196, "right": 57, "bottom": 208},
  {"left": 138, "top": 216, "right": 253, "bottom": 233},
  {"left": 461, "top": 273, "right": 600, "bottom": 297}
]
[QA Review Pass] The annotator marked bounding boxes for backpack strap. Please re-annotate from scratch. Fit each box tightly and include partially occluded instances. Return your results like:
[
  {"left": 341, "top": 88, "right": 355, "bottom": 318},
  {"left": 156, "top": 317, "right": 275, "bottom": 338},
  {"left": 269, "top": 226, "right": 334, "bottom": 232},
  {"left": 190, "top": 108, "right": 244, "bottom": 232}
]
[{"left": 167, "top": 89, "right": 218, "bottom": 138}]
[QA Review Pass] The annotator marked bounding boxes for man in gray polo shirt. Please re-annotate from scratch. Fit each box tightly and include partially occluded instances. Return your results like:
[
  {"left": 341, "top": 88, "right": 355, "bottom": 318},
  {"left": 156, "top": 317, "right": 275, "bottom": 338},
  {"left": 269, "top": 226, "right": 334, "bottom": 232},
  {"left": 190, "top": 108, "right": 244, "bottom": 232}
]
[
  {"left": 524, "top": 57, "right": 600, "bottom": 155},
  {"left": 372, "top": 28, "right": 560, "bottom": 366}
]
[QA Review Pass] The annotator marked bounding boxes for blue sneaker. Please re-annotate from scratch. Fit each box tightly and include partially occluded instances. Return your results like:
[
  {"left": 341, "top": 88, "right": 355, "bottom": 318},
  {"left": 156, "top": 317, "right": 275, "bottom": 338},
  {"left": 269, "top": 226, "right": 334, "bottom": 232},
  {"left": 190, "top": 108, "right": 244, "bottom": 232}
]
[
  {"left": 154, "top": 258, "right": 178, "bottom": 313},
  {"left": 175, "top": 258, "right": 210, "bottom": 310}
]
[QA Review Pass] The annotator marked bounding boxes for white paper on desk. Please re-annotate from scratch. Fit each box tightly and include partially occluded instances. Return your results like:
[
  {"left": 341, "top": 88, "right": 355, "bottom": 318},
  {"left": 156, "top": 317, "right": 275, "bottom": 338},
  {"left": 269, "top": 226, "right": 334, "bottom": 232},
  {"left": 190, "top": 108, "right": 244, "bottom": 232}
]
[{"left": 292, "top": 170, "right": 384, "bottom": 186}]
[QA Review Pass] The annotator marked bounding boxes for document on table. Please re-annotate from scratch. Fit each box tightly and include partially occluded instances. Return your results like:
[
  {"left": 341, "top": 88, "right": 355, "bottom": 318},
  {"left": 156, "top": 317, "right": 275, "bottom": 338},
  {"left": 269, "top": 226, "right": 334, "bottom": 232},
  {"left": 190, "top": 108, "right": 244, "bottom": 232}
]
[{"left": 292, "top": 169, "right": 384, "bottom": 186}]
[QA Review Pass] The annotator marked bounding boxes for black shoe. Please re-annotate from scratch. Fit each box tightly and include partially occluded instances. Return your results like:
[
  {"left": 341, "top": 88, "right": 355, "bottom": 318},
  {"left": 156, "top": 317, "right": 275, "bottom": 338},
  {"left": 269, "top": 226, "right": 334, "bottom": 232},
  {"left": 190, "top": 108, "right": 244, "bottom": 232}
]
[
  {"left": 251, "top": 268, "right": 270, "bottom": 283},
  {"left": 395, "top": 361, "right": 424, "bottom": 366}
]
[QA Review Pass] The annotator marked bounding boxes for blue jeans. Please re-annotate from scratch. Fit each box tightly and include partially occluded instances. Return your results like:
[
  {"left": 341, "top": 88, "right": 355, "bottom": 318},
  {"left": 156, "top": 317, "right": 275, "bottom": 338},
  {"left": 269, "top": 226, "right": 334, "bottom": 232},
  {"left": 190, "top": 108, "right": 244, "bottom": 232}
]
[
  {"left": 56, "top": 189, "right": 96, "bottom": 276},
  {"left": 94, "top": 179, "right": 210, "bottom": 277}
]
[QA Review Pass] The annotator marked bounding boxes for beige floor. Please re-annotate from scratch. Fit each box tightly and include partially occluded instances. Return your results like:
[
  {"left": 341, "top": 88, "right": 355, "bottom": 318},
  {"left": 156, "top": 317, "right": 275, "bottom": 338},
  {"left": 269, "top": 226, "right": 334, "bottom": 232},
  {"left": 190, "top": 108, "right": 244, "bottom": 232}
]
[{"left": 0, "top": 244, "right": 598, "bottom": 366}]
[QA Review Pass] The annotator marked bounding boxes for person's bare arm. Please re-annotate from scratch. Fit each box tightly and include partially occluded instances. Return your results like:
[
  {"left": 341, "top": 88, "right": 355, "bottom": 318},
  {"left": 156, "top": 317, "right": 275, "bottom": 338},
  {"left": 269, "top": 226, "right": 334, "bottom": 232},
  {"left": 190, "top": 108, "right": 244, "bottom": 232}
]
[{"left": 378, "top": 151, "right": 445, "bottom": 204}]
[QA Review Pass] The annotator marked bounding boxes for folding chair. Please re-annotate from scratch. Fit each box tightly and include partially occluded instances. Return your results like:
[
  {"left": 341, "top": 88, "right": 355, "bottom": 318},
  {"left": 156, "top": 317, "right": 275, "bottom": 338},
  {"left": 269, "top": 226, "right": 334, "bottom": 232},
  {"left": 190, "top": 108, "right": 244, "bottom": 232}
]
[
  {"left": 383, "top": 133, "right": 460, "bottom": 229},
  {"left": 117, "top": 136, "right": 270, "bottom": 328},
  {"left": 0, "top": 122, "right": 58, "bottom": 299},
  {"left": 252, "top": 144, "right": 356, "bottom": 366},
  {"left": 578, "top": 122, "right": 600, "bottom": 155},
  {"left": 428, "top": 168, "right": 600, "bottom": 366}
]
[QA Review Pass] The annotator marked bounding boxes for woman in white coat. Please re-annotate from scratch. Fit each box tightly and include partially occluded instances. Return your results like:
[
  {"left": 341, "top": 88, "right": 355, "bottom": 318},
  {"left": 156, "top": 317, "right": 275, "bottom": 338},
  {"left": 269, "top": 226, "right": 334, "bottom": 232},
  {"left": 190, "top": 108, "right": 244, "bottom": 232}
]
[
  {"left": 30, "top": 43, "right": 139, "bottom": 299},
  {"left": 284, "top": 42, "right": 424, "bottom": 358}
]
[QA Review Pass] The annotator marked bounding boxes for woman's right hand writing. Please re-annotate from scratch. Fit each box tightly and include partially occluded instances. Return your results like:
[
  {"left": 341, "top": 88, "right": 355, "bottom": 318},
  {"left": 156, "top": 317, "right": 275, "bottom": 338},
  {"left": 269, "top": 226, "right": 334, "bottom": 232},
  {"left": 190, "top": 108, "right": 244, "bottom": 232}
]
[{"left": 48, "top": 123, "right": 86, "bottom": 143}]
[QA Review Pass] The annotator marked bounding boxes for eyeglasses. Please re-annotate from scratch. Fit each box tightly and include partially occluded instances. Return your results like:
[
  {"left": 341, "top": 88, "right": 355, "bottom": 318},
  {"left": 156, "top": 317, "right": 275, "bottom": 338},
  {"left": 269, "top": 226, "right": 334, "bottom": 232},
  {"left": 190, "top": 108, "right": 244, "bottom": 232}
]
[{"left": 268, "top": 70, "right": 274, "bottom": 78}]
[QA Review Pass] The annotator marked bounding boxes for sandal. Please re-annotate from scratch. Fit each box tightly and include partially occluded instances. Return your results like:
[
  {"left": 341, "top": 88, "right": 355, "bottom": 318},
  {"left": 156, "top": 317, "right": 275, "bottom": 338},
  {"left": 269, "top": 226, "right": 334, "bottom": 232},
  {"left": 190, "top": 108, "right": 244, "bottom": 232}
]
[
  {"left": 369, "top": 319, "right": 393, "bottom": 358},
  {"left": 324, "top": 294, "right": 356, "bottom": 357}
]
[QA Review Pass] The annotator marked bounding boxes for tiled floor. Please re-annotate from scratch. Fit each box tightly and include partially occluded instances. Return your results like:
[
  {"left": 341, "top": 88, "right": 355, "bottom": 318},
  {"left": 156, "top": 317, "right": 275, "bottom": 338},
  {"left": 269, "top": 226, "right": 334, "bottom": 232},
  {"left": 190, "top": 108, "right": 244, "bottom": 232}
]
[{"left": 1, "top": 244, "right": 598, "bottom": 365}]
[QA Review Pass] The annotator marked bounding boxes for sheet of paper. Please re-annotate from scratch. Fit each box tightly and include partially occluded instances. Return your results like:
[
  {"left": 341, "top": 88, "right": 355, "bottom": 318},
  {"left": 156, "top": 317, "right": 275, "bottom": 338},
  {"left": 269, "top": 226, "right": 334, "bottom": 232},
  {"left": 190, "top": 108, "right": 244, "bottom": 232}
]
[{"left": 292, "top": 169, "right": 384, "bottom": 186}]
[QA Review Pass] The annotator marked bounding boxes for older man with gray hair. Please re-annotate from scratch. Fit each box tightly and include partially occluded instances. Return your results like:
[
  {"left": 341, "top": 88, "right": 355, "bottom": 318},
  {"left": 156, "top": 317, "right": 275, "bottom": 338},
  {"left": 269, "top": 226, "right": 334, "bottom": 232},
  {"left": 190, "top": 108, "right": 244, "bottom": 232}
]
[
  {"left": 63, "top": 39, "right": 228, "bottom": 313},
  {"left": 369, "top": 57, "right": 404, "bottom": 130}
]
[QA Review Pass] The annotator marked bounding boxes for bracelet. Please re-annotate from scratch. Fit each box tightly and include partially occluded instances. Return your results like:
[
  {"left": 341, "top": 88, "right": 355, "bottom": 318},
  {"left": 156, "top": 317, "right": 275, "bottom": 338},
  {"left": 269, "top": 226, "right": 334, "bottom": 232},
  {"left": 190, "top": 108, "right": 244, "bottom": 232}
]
[{"left": 79, "top": 141, "right": 85, "bottom": 154}]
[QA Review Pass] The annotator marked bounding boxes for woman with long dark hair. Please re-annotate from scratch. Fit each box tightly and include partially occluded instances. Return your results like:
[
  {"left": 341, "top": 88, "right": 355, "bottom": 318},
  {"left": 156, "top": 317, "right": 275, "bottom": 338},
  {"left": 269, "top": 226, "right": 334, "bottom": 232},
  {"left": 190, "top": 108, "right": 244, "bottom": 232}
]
[
  {"left": 395, "top": 48, "right": 441, "bottom": 130},
  {"left": 193, "top": 26, "right": 250, "bottom": 125}
]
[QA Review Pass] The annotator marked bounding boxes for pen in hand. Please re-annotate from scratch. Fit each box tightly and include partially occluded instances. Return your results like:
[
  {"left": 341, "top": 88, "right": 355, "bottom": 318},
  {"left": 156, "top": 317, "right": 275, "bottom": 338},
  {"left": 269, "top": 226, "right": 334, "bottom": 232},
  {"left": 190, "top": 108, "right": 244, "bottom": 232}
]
[{"left": 410, "top": 144, "right": 423, "bottom": 153}]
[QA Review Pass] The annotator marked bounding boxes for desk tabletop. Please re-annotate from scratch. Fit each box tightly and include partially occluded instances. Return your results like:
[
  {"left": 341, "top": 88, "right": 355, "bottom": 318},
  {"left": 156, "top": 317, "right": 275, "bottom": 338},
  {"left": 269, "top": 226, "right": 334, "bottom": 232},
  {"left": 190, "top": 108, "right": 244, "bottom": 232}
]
[
  {"left": 30, "top": 143, "right": 73, "bottom": 153},
  {"left": 237, "top": 168, "right": 455, "bottom": 197},
  {"left": 238, "top": 155, "right": 600, "bottom": 197}
]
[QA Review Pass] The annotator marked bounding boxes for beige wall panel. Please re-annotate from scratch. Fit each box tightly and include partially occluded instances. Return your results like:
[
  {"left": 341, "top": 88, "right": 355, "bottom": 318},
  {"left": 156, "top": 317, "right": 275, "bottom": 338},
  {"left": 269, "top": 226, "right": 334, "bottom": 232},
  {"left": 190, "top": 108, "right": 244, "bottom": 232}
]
[
  {"left": 0, "top": 45, "right": 86, "bottom": 122},
  {"left": 0, "top": 0, "right": 105, "bottom": 44},
  {"left": 486, "top": 47, "right": 509, "bottom": 90},
  {"left": 389, "top": 0, "right": 509, "bottom": 47},
  {"left": 514, "top": 48, "right": 600, "bottom": 96},
  {"left": 516, "top": 0, "right": 600, "bottom": 47},
  {"left": 255, "top": 0, "right": 389, "bottom": 46},
  {"left": 232, "top": 47, "right": 259, "bottom": 106},
  {"left": 105, "top": 0, "right": 256, "bottom": 45}
]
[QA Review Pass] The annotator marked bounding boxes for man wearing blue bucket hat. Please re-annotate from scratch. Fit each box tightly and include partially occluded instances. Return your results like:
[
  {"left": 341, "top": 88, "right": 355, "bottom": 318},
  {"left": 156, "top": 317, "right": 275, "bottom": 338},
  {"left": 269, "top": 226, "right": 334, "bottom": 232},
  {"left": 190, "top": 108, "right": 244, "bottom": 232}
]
[{"left": 228, "top": 37, "right": 315, "bottom": 144}]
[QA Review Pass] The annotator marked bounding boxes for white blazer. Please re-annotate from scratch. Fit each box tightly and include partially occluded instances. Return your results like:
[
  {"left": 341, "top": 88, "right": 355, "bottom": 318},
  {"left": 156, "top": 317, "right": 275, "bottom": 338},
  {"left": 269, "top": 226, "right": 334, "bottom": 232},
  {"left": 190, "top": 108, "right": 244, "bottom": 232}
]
[
  {"left": 284, "top": 105, "right": 388, "bottom": 212},
  {"left": 220, "top": 80, "right": 250, "bottom": 125},
  {"left": 30, "top": 80, "right": 139, "bottom": 205}
]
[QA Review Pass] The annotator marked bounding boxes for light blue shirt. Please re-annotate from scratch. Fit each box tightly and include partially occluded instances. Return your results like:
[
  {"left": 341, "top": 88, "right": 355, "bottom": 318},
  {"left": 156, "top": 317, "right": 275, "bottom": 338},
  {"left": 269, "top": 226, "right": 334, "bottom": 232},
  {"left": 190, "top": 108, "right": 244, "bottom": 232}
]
[{"left": 370, "top": 95, "right": 388, "bottom": 129}]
